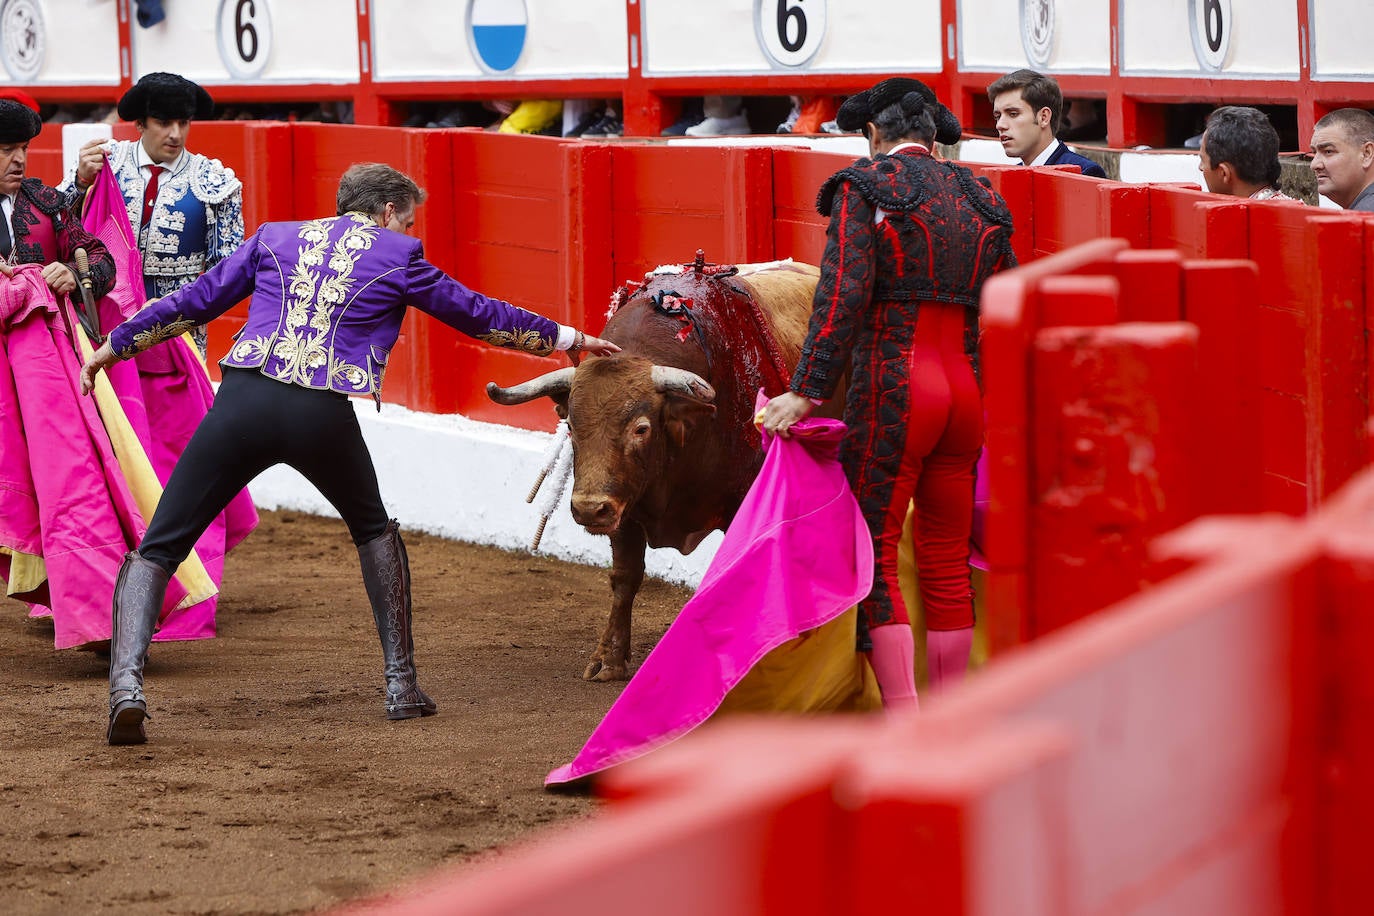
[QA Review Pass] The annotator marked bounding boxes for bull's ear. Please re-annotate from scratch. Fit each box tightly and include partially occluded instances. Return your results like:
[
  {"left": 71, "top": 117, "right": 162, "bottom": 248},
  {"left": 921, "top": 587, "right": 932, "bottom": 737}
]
[
  {"left": 664, "top": 399, "right": 716, "bottom": 447},
  {"left": 553, "top": 393, "right": 570, "bottom": 419}
]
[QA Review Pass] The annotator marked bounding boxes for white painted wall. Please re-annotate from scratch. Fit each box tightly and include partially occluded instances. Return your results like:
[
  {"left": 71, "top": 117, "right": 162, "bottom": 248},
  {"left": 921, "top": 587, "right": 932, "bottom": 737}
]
[{"left": 248, "top": 399, "right": 721, "bottom": 587}]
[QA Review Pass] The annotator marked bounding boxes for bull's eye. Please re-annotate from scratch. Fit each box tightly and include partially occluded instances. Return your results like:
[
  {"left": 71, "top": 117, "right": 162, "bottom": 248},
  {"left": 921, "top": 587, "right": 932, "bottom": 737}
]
[{"left": 633, "top": 419, "right": 651, "bottom": 437}]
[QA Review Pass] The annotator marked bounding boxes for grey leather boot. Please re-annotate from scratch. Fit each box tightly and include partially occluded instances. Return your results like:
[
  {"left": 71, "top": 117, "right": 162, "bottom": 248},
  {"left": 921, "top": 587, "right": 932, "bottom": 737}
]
[
  {"left": 107, "top": 552, "right": 170, "bottom": 745},
  {"left": 358, "top": 520, "right": 437, "bottom": 720}
]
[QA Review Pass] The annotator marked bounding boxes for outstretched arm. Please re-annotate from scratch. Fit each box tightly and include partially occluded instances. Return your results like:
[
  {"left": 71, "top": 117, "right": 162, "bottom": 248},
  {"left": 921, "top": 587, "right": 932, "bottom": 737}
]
[{"left": 405, "top": 252, "right": 618, "bottom": 358}]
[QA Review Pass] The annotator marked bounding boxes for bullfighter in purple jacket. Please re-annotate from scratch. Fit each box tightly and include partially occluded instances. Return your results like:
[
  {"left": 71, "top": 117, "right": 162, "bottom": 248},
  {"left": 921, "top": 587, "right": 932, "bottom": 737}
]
[{"left": 81, "top": 163, "right": 620, "bottom": 745}]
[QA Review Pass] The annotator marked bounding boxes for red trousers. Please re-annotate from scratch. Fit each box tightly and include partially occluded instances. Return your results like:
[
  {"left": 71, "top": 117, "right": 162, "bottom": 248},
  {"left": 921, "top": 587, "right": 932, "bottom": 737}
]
[{"left": 842, "top": 301, "right": 982, "bottom": 636}]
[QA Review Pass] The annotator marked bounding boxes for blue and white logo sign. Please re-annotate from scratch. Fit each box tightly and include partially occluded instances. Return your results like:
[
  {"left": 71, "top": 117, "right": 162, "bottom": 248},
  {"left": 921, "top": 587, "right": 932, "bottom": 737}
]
[{"left": 468, "top": 0, "right": 527, "bottom": 74}]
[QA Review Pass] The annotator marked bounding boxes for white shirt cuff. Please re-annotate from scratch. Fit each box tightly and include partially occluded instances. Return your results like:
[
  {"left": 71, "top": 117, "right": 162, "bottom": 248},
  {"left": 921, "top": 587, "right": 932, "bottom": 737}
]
[{"left": 555, "top": 325, "right": 576, "bottom": 350}]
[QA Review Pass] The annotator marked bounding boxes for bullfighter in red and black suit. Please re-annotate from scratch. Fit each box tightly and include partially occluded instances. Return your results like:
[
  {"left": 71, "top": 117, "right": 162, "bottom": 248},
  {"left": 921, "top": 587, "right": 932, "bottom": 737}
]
[
  {"left": 0, "top": 99, "right": 115, "bottom": 298},
  {"left": 762, "top": 78, "right": 1016, "bottom": 709}
]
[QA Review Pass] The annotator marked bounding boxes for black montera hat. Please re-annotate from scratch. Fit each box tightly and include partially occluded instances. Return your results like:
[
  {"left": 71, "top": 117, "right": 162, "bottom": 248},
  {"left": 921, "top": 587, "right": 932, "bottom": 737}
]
[
  {"left": 836, "top": 78, "right": 962, "bottom": 145},
  {"left": 117, "top": 72, "right": 215, "bottom": 122},
  {"left": 0, "top": 99, "right": 42, "bottom": 144}
]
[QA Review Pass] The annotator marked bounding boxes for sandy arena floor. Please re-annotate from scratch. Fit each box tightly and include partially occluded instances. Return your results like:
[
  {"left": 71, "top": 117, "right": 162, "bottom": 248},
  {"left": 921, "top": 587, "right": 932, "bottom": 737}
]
[{"left": 1, "top": 510, "right": 689, "bottom": 915}]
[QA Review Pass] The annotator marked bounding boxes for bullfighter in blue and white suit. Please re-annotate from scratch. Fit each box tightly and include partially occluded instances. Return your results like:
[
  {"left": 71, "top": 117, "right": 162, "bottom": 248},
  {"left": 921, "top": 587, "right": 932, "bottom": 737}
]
[{"left": 61, "top": 72, "right": 244, "bottom": 356}]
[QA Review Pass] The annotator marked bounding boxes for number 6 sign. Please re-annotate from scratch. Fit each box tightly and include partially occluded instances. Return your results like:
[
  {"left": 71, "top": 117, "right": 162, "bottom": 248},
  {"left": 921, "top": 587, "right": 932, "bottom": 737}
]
[
  {"left": 1188, "top": 0, "right": 1231, "bottom": 71},
  {"left": 217, "top": 0, "right": 273, "bottom": 79},
  {"left": 755, "top": 0, "right": 826, "bottom": 68}
]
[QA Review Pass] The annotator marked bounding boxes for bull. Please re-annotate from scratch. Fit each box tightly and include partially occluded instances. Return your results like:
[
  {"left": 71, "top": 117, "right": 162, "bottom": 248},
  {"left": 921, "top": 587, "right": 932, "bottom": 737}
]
[{"left": 486, "top": 256, "right": 829, "bottom": 680}]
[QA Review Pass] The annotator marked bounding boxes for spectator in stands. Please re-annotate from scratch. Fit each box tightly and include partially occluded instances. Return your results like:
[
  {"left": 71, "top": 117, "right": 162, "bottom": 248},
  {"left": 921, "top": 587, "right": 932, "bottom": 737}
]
[
  {"left": 777, "top": 95, "right": 840, "bottom": 135},
  {"left": 564, "top": 100, "right": 622, "bottom": 139},
  {"left": 62, "top": 72, "right": 244, "bottom": 357},
  {"left": 1198, "top": 106, "right": 1296, "bottom": 201},
  {"left": 685, "top": 96, "right": 750, "bottom": 137},
  {"left": 661, "top": 97, "right": 706, "bottom": 136},
  {"left": 1309, "top": 108, "right": 1374, "bottom": 212},
  {"left": 988, "top": 69, "right": 1107, "bottom": 178},
  {"left": 760, "top": 79, "right": 1016, "bottom": 708},
  {"left": 492, "top": 99, "right": 563, "bottom": 136},
  {"left": 80, "top": 163, "right": 621, "bottom": 746}
]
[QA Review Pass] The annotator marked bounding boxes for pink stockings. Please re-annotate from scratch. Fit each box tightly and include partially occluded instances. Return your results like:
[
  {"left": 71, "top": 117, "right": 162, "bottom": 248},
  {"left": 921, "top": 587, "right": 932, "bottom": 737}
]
[
  {"left": 869, "top": 624, "right": 918, "bottom": 710},
  {"left": 871, "top": 624, "right": 972, "bottom": 709},
  {"left": 926, "top": 626, "right": 972, "bottom": 692}
]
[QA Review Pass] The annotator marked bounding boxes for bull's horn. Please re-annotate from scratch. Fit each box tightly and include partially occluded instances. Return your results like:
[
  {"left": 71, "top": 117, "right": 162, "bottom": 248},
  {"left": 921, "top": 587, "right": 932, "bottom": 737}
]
[
  {"left": 485, "top": 368, "right": 576, "bottom": 405},
  {"left": 651, "top": 366, "right": 716, "bottom": 402}
]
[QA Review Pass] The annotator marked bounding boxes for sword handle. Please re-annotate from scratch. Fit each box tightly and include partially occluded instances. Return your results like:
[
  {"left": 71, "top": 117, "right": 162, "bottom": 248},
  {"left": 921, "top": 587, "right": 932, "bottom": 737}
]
[{"left": 74, "top": 247, "right": 93, "bottom": 289}]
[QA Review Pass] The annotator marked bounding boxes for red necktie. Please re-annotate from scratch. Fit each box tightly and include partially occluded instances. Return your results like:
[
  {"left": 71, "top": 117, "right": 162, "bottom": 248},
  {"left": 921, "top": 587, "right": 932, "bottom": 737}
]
[{"left": 141, "top": 164, "right": 164, "bottom": 228}]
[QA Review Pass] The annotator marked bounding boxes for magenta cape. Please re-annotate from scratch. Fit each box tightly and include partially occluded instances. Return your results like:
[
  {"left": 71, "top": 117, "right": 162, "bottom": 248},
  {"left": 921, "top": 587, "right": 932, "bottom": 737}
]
[
  {"left": 80, "top": 161, "right": 258, "bottom": 642},
  {"left": 0, "top": 266, "right": 196, "bottom": 647},
  {"left": 546, "top": 417, "right": 874, "bottom": 787}
]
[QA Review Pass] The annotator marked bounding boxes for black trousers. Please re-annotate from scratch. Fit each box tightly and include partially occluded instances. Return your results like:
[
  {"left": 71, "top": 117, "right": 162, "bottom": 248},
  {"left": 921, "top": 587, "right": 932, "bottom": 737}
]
[{"left": 139, "top": 368, "right": 390, "bottom": 573}]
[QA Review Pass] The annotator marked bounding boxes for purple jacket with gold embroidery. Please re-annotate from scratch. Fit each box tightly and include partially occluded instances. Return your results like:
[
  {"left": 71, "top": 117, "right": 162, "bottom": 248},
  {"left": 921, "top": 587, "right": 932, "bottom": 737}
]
[{"left": 107, "top": 213, "right": 561, "bottom": 402}]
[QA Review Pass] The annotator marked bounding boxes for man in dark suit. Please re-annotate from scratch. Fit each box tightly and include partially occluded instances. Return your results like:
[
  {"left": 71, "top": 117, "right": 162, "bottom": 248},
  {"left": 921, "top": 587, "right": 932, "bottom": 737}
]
[{"left": 988, "top": 69, "right": 1107, "bottom": 178}]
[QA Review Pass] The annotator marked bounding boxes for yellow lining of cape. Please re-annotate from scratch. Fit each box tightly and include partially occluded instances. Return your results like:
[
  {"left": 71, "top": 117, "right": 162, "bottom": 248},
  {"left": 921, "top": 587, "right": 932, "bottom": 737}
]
[{"left": 76, "top": 327, "right": 217, "bottom": 608}]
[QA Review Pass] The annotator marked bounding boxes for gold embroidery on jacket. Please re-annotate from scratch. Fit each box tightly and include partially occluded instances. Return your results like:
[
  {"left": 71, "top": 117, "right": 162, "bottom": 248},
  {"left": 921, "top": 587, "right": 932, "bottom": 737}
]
[
  {"left": 263, "top": 217, "right": 377, "bottom": 387},
  {"left": 479, "top": 327, "right": 555, "bottom": 356},
  {"left": 117, "top": 315, "right": 198, "bottom": 358}
]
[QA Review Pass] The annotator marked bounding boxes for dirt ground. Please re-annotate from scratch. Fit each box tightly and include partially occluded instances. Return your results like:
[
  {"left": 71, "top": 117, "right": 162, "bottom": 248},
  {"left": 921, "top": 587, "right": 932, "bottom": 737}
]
[{"left": 1, "top": 510, "right": 691, "bottom": 915}]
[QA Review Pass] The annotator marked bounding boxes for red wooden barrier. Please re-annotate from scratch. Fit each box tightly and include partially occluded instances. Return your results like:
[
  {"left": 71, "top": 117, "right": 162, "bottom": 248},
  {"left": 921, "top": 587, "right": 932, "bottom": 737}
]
[
  {"left": 1028, "top": 168, "right": 1149, "bottom": 258},
  {"left": 770, "top": 146, "right": 852, "bottom": 266},
  {"left": 1144, "top": 185, "right": 1250, "bottom": 260},
  {"left": 337, "top": 467, "right": 1374, "bottom": 916},
  {"left": 1030, "top": 322, "right": 1200, "bottom": 633},
  {"left": 608, "top": 144, "right": 776, "bottom": 285}
]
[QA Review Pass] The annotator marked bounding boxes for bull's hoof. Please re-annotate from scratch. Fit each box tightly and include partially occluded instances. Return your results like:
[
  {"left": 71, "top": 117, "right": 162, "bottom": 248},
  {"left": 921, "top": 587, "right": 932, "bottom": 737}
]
[{"left": 583, "top": 658, "right": 629, "bottom": 682}]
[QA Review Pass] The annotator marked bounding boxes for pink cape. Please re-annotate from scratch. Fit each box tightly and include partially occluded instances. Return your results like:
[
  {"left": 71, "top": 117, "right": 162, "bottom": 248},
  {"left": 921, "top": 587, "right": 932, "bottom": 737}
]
[
  {"left": 546, "top": 416, "right": 873, "bottom": 787},
  {"left": 0, "top": 266, "right": 194, "bottom": 647},
  {"left": 79, "top": 160, "right": 258, "bottom": 642}
]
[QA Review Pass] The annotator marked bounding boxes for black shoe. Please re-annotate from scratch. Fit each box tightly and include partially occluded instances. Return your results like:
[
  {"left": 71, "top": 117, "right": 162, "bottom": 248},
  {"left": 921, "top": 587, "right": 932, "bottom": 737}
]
[
  {"left": 107, "top": 695, "right": 148, "bottom": 745},
  {"left": 661, "top": 98, "right": 706, "bottom": 136},
  {"left": 106, "top": 552, "right": 169, "bottom": 746},
  {"left": 564, "top": 108, "right": 606, "bottom": 138},
  {"left": 359, "top": 521, "right": 438, "bottom": 722},
  {"left": 582, "top": 112, "right": 623, "bottom": 139}
]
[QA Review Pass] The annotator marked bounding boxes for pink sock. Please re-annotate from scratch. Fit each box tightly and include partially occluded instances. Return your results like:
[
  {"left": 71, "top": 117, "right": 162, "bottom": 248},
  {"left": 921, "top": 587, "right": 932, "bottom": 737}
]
[
  {"left": 869, "top": 624, "right": 919, "bottom": 711},
  {"left": 926, "top": 627, "right": 973, "bottom": 692}
]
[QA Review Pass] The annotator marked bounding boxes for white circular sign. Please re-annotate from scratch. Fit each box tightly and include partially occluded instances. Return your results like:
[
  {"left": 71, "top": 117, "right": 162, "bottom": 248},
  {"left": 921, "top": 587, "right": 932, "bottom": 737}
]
[
  {"left": 1, "top": 0, "right": 45, "bottom": 83},
  {"left": 1188, "top": 0, "right": 1231, "bottom": 71},
  {"left": 1020, "top": 0, "right": 1055, "bottom": 69},
  {"left": 217, "top": 0, "right": 273, "bottom": 80},
  {"left": 755, "top": 0, "right": 826, "bottom": 69}
]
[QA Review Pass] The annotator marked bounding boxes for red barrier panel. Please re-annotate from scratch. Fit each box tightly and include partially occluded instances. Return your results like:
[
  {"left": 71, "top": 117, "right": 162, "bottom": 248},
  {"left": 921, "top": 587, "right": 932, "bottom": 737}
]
[
  {"left": 190, "top": 122, "right": 296, "bottom": 230},
  {"left": 1181, "top": 260, "right": 1265, "bottom": 515},
  {"left": 608, "top": 144, "right": 776, "bottom": 285},
  {"left": 1030, "top": 323, "right": 1200, "bottom": 632},
  {"left": 967, "top": 165, "right": 1036, "bottom": 265},
  {"left": 443, "top": 131, "right": 601, "bottom": 429},
  {"left": 770, "top": 146, "right": 853, "bottom": 266},
  {"left": 1247, "top": 205, "right": 1371, "bottom": 513},
  {"left": 979, "top": 240, "right": 1285, "bottom": 647},
  {"left": 339, "top": 467, "right": 1374, "bottom": 916},
  {"left": 1144, "top": 185, "right": 1250, "bottom": 260},
  {"left": 1028, "top": 169, "right": 1149, "bottom": 258}
]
